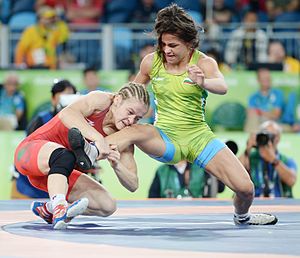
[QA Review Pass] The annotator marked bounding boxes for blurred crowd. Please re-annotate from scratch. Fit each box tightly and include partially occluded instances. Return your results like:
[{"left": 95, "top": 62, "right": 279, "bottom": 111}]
[
  {"left": 0, "top": 0, "right": 298, "bottom": 200},
  {"left": 0, "top": 0, "right": 299, "bottom": 70}
]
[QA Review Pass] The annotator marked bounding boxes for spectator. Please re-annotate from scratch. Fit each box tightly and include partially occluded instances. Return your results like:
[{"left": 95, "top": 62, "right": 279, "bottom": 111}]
[
  {"left": 80, "top": 67, "right": 110, "bottom": 95},
  {"left": 239, "top": 120, "right": 297, "bottom": 197},
  {"left": 14, "top": 6, "right": 69, "bottom": 69},
  {"left": 281, "top": 90, "right": 300, "bottom": 133},
  {"left": 0, "top": 73, "right": 26, "bottom": 131},
  {"left": 211, "top": 0, "right": 236, "bottom": 25},
  {"left": 148, "top": 160, "right": 210, "bottom": 198},
  {"left": 65, "top": 0, "right": 104, "bottom": 26},
  {"left": 11, "top": 79, "right": 78, "bottom": 199},
  {"left": 224, "top": 11, "right": 268, "bottom": 67},
  {"left": 130, "top": 0, "right": 159, "bottom": 23},
  {"left": 244, "top": 68, "right": 284, "bottom": 132},
  {"left": 26, "top": 79, "right": 77, "bottom": 135},
  {"left": 35, "top": 0, "right": 67, "bottom": 18},
  {"left": 268, "top": 41, "right": 300, "bottom": 74}
]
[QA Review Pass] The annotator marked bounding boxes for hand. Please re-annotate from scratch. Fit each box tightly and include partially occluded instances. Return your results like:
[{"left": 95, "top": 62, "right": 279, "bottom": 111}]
[
  {"left": 292, "top": 124, "right": 300, "bottom": 133},
  {"left": 258, "top": 142, "right": 276, "bottom": 163},
  {"left": 187, "top": 65, "right": 205, "bottom": 87},
  {"left": 94, "top": 138, "right": 111, "bottom": 160},
  {"left": 107, "top": 144, "right": 121, "bottom": 169},
  {"left": 247, "top": 133, "right": 257, "bottom": 149}
]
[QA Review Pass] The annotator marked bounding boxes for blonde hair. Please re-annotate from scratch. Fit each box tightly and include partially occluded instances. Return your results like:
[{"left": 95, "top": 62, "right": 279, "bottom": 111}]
[{"left": 118, "top": 82, "right": 150, "bottom": 108}]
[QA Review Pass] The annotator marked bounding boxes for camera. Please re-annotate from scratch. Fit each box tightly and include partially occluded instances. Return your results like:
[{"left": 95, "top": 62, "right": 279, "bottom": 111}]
[{"left": 256, "top": 131, "right": 275, "bottom": 147}]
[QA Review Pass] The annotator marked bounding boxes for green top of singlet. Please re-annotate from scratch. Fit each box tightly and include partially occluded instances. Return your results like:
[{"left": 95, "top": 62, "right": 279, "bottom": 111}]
[{"left": 150, "top": 50, "right": 208, "bottom": 135}]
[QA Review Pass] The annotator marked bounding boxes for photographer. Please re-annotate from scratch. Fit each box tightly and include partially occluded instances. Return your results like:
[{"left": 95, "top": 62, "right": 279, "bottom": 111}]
[{"left": 239, "top": 121, "right": 297, "bottom": 197}]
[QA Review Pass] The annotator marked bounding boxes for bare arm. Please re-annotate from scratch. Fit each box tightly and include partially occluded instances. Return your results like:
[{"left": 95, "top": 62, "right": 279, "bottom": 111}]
[
  {"left": 189, "top": 55, "right": 228, "bottom": 95},
  {"left": 134, "top": 53, "right": 154, "bottom": 85},
  {"left": 260, "top": 108, "right": 282, "bottom": 120},
  {"left": 273, "top": 160, "right": 297, "bottom": 187},
  {"left": 258, "top": 144, "right": 297, "bottom": 187},
  {"left": 108, "top": 144, "right": 138, "bottom": 192},
  {"left": 59, "top": 91, "right": 112, "bottom": 157}
]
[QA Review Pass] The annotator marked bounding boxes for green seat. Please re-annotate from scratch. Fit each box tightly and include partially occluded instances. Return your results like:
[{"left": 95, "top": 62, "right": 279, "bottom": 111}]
[{"left": 211, "top": 102, "right": 246, "bottom": 131}]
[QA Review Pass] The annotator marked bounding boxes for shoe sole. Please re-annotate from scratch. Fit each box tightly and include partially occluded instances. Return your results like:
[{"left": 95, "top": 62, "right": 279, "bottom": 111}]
[
  {"left": 68, "top": 128, "right": 92, "bottom": 170},
  {"left": 248, "top": 216, "right": 278, "bottom": 225},
  {"left": 53, "top": 220, "right": 68, "bottom": 230}
]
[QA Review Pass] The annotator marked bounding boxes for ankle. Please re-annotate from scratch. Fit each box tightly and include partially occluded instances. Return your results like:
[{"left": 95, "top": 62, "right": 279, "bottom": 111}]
[
  {"left": 51, "top": 194, "right": 67, "bottom": 209},
  {"left": 234, "top": 212, "right": 250, "bottom": 219}
]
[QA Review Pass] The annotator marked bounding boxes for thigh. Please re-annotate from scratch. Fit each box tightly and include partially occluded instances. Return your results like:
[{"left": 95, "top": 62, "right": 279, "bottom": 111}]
[
  {"left": 204, "top": 147, "right": 252, "bottom": 192},
  {"left": 15, "top": 140, "right": 66, "bottom": 192},
  {"left": 15, "top": 140, "right": 65, "bottom": 176},
  {"left": 106, "top": 124, "right": 167, "bottom": 157}
]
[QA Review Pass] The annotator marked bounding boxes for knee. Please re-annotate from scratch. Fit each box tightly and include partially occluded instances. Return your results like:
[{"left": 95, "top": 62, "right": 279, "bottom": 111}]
[
  {"left": 48, "top": 148, "right": 76, "bottom": 177},
  {"left": 236, "top": 180, "right": 254, "bottom": 200},
  {"left": 101, "top": 198, "right": 117, "bottom": 217},
  {"left": 91, "top": 197, "right": 117, "bottom": 217}
]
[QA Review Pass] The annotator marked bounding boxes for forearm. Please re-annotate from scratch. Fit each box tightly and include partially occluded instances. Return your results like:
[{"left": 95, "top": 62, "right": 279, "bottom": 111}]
[
  {"left": 113, "top": 163, "right": 138, "bottom": 192},
  {"left": 239, "top": 153, "right": 250, "bottom": 172},
  {"left": 274, "top": 161, "right": 297, "bottom": 187},
  {"left": 59, "top": 107, "right": 104, "bottom": 142},
  {"left": 202, "top": 78, "right": 228, "bottom": 95},
  {"left": 261, "top": 109, "right": 281, "bottom": 120}
]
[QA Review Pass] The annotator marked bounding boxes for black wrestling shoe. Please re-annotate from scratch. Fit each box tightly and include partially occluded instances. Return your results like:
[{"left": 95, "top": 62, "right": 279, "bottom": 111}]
[{"left": 68, "top": 127, "right": 95, "bottom": 170}]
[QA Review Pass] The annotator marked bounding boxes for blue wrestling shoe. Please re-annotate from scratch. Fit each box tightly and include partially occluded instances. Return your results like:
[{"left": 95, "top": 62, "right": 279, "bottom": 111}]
[
  {"left": 53, "top": 198, "right": 89, "bottom": 230},
  {"left": 234, "top": 213, "right": 278, "bottom": 225},
  {"left": 31, "top": 198, "right": 89, "bottom": 229},
  {"left": 31, "top": 201, "right": 53, "bottom": 224}
]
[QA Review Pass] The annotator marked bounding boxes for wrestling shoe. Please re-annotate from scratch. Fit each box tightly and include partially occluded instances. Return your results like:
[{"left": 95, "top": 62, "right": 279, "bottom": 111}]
[
  {"left": 31, "top": 201, "right": 53, "bottom": 224},
  {"left": 53, "top": 198, "right": 89, "bottom": 230},
  {"left": 234, "top": 213, "right": 278, "bottom": 225},
  {"left": 68, "top": 127, "right": 98, "bottom": 170}
]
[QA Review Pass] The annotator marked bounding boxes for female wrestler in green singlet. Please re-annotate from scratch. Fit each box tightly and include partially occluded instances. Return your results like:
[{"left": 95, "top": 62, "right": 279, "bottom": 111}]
[
  {"left": 107, "top": 4, "right": 277, "bottom": 225},
  {"left": 79, "top": 4, "right": 278, "bottom": 225}
]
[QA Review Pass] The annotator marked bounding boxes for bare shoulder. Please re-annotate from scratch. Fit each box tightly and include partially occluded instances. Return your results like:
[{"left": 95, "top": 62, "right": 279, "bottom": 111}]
[
  {"left": 135, "top": 52, "right": 155, "bottom": 84},
  {"left": 197, "top": 53, "right": 223, "bottom": 78},
  {"left": 197, "top": 53, "right": 218, "bottom": 69},
  {"left": 141, "top": 52, "right": 155, "bottom": 72}
]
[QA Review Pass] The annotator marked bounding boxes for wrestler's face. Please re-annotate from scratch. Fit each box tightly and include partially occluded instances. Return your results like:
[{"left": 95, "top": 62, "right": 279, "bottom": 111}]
[
  {"left": 161, "top": 33, "right": 190, "bottom": 65},
  {"left": 113, "top": 96, "right": 148, "bottom": 130}
]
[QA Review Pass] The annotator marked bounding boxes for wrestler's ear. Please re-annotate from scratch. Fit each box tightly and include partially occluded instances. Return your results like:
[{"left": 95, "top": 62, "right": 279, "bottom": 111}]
[{"left": 113, "top": 94, "right": 123, "bottom": 106}]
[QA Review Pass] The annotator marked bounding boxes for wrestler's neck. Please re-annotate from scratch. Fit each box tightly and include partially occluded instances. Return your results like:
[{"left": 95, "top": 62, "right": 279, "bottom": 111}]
[{"left": 163, "top": 49, "right": 193, "bottom": 74}]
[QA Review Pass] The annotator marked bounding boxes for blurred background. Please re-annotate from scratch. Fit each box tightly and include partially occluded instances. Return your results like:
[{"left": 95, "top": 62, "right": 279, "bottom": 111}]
[{"left": 0, "top": 0, "right": 299, "bottom": 200}]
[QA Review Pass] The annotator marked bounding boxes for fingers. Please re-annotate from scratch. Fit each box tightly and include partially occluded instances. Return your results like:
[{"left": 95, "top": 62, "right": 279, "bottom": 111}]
[
  {"left": 95, "top": 138, "right": 111, "bottom": 160},
  {"left": 187, "top": 65, "right": 204, "bottom": 75},
  {"left": 107, "top": 144, "right": 120, "bottom": 162}
]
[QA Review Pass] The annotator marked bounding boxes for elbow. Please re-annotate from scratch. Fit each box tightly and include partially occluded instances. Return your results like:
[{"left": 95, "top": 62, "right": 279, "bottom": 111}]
[
  {"left": 220, "top": 84, "right": 228, "bottom": 95},
  {"left": 288, "top": 176, "right": 297, "bottom": 187},
  {"left": 128, "top": 179, "right": 139, "bottom": 192},
  {"left": 58, "top": 108, "right": 66, "bottom": 120}
]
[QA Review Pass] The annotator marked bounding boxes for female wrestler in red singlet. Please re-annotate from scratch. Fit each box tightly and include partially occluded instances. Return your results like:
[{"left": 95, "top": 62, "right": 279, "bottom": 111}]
[{"left": 14, "top": 82, "right": 150, "bottom": 229}]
